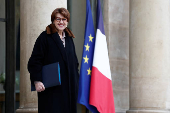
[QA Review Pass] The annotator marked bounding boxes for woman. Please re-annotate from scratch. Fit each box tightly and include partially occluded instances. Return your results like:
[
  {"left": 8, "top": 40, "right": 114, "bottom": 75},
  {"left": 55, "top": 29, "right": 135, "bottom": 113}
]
[{"left": 28, "top": 8, "right": 79, "bottom": 113}]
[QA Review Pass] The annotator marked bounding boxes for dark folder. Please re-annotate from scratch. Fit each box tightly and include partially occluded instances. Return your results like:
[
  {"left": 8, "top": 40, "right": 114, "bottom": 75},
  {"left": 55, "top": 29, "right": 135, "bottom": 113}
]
[{"left": 31, "top": 62, "right": 61, "bottom": 91}]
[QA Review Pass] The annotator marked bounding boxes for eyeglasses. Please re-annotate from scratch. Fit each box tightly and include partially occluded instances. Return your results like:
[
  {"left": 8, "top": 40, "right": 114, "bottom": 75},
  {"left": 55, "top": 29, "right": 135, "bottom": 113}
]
[{"left": 55, "top": 17, "right": 67, "bottom": 22}]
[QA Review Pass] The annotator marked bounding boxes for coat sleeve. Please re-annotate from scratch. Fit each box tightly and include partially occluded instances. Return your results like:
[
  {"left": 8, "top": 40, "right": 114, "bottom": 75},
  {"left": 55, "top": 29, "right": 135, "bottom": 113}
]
[{"left": 27, "top": 32, "right": 47, "bottom": 85}]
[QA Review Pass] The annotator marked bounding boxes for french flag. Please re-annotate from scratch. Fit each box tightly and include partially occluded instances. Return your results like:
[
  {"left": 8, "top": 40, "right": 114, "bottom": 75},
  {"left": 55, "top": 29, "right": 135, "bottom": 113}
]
[{"left": 89, "top": 0, "right": 115, "bottom": 113}]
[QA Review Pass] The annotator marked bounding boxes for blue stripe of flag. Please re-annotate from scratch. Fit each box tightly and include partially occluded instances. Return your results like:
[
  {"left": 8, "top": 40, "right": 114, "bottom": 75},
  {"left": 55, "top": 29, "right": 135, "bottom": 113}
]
[{"left": 97, "top": 0, "right": 105, "bottom": 35}]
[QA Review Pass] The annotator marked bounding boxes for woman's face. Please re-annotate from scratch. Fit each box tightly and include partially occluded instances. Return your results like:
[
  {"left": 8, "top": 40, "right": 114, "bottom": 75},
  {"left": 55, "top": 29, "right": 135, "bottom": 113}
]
[{"left": 53, "top": 13, "right": 68, "bottom": 32}]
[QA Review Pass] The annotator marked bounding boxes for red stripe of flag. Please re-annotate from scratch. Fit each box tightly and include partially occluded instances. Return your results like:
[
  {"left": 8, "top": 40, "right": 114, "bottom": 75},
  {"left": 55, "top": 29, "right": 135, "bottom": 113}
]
[{"left": 90, "top": 67, "right": 115, "bottom": 113}]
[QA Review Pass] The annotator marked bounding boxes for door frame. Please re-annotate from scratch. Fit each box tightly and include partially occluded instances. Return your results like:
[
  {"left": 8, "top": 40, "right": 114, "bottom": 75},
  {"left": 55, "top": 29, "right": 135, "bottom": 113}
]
[{"left": 0, "top": 0, "right": 16, "bottom": 113}]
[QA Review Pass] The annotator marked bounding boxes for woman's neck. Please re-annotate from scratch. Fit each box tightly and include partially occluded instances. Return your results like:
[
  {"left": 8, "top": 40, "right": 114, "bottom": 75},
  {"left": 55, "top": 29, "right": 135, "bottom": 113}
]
[{"left": 58, "top": 30, "right": 63, "bottom": 39}]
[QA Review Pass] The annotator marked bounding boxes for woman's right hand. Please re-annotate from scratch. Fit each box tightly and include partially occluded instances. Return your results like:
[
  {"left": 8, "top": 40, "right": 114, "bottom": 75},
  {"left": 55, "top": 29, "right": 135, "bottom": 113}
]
[{"left": 34, "top": 81, "right": 45, "bottom": 92}]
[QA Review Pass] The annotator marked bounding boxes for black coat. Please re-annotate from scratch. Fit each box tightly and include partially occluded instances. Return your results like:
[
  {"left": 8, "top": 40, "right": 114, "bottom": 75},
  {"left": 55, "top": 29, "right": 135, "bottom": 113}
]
[{"left": 28, "top": 31, "right": 79, "bottom": 113}]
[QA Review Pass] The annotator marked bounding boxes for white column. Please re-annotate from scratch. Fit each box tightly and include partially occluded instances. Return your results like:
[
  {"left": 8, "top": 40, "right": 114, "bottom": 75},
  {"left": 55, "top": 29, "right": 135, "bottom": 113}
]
[
  {"left": 127, "top": 0, "right": 170, "bottom": 113},
  {"left": 16, "top": 0, "right": 67, "bottom": 112},
  {"left": 104, "top": 0, "right": 129, "bottom": 112}
]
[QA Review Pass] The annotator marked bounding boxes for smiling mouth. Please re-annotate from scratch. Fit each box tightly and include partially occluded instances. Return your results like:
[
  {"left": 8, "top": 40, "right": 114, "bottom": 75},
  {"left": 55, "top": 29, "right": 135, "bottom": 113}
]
[{"left": 59, "top": 24, "right": 64, "bottom": 27}]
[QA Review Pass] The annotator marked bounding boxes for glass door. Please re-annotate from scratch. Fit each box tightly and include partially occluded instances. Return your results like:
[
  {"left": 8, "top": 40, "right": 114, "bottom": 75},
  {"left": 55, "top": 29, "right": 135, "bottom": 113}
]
[
  {"left": 0, "top": 0, "right": 20, "bottom": 112},
  {"left": 0, "top": 0, "right": 6, "bottom": 112}
]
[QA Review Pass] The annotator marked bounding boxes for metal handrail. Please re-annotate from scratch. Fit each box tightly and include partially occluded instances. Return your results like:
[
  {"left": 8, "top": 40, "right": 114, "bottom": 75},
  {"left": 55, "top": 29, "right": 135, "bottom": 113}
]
[{"left": 0, "top": 18, "right": 6, "bottom": 22}]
